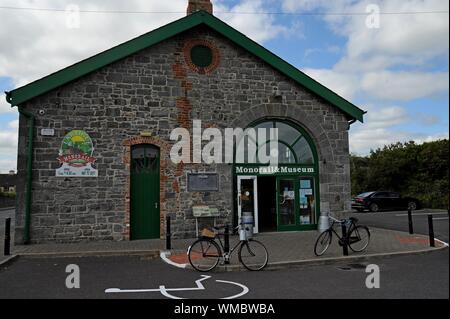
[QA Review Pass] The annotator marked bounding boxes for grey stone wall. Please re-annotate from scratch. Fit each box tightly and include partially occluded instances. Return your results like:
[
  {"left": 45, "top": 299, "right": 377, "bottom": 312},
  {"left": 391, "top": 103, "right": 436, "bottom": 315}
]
[{"left": 15, "top": 25, "right": 352, "bottom": 243}]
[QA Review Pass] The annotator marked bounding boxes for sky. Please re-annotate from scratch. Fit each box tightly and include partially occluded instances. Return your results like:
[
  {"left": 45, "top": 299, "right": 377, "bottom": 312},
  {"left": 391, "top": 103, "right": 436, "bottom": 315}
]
[{"left": 0, "top": 0, "right": 448, "bottom": 173}]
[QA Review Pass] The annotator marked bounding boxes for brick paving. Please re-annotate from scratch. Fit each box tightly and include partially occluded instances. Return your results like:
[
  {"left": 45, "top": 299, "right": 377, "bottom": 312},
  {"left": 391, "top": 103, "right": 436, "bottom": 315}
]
[{"left": 4, "top": 226, "right": 445, "bottom": 269}]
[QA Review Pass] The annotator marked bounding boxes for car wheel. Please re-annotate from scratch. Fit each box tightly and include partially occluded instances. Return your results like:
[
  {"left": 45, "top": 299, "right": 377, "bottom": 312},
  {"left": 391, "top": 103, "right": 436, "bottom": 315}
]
[
  {"left": 408, "top": 201, "right": 417, "bottom": 211},
  {"left": 369, "top": 203, "right": 379, "bottom": 212}
]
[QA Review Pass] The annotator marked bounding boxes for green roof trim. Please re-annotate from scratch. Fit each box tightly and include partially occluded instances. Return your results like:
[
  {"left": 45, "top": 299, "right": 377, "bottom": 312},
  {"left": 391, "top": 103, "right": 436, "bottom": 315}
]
[{"left": 5, "top": 11, "right": 365, "bottom": 122}]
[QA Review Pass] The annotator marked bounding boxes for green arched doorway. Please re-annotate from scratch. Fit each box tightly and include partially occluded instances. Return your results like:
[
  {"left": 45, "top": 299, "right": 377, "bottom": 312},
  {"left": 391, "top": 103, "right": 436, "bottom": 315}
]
[{"left": 233, "top": 119, "right": 320, "bottom": 232}]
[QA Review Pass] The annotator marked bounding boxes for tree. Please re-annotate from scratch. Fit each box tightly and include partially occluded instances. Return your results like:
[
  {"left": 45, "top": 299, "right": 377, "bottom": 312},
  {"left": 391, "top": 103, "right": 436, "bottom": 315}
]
[{"left": 350, "top": 139, "right": 449, "bottom": 209}]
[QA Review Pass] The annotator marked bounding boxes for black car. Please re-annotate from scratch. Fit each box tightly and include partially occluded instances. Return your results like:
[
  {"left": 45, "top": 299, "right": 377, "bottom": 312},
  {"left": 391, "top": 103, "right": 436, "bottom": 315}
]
[{"left": 351, "top": 191, "right": 420, "bottom": 212}]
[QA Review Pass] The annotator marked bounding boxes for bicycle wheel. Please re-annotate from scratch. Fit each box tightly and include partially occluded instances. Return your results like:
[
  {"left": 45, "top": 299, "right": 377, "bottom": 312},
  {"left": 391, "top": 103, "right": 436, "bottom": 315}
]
[
  {"left": 238, "top": 239, "right": 268, "bottom": 271},
  {"left": 348, "top": 226, "right": 370, "bottom": 252},
  {"left": 314, "top": 230, "right": 332, "bottom": 256},
  {"left": 188, "top": 238, "right": 221, "bottom": 272}
]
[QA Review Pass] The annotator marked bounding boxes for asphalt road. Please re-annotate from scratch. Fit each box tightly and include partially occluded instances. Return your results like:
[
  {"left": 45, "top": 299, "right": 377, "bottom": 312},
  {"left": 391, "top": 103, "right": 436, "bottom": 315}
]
[
  {"left": 0, "top": 250, "right": 448, "bottom": 299},
  {"left": 350, "top": 209, "right": 449, "bottom": 243},
  {"left": 0, "top": 208, "right": 448, "bottom": 299}
]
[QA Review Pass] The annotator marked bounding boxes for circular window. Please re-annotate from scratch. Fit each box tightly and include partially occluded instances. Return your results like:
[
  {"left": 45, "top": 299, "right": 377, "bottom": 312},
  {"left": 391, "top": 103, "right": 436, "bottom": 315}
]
[
  {"left": 184, "top": 39, "right": 220, "bottom": 74},
  {"left": 191, "top": 45, "right": 213, "bottom": 68}
]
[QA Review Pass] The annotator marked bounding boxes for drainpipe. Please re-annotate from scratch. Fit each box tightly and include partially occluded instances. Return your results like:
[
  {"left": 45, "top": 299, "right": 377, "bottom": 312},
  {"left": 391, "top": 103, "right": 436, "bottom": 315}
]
[
  {"left": 20, "top": 107, "right": 34, "bottom": 244},
  {"left": 6, "top": 93, "right": 34, "bottom": 244}
]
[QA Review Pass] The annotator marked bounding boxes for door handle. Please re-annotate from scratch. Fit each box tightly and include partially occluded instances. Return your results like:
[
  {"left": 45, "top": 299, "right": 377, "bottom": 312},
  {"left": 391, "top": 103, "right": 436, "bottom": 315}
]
[{"left": 155, "top": 202, "right": 158, "bottom": 209}]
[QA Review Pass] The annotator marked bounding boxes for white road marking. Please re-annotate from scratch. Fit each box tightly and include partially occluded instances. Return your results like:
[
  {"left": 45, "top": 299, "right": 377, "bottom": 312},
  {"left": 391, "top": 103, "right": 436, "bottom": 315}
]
[
  {"left": 159, "top": 285, "right": 184, "bottom": 299},
  {"left": 395, "top": 212, "right": 448, "bottom": 217},
  {"left": 104, "top": 275, "right": 250, "bottom": 299},
  {"left": 216, "top": 279, "right": 250, "bottom": 299},
  {"left": 435, "top": 238, "right": 449, "bottom": 247},
  {"left": 105, "top": 275, "right": 210, "bottom": 294},
  {"left": 160, "top": 250, "right": 187, "bottom": 269}
]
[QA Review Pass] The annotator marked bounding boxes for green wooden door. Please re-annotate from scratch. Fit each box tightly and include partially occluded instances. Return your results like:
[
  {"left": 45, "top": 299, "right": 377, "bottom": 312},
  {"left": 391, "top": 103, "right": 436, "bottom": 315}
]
[
  {"left": 276, "top": 176, "right": 318, "bottom": 231},
  {"left": 131, "top": 145, "right": 160, "bottom": 240},
  {"left": 276, "top": 177, "right": 297, "bottom": 231}
]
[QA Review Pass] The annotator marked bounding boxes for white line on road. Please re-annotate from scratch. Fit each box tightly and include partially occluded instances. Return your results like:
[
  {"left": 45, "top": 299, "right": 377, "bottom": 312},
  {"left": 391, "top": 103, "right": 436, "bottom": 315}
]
[
  {"left": 435, "top": 238, "right": 449, "bottom": 247},
  {"left": 216, "top": 280, "right": 250, "bottom": 299},
  {"left": 105, "top": 275, "right": 210, "bottom": 294},
  {"left": 160, "top": 250, "right": 187, "bottom": 269},
  {"left": 105, "top": 275, "right": 250, "bottom": 299},
  {"left": 395, "top": 212, "right": 448, "bottom": 217}
]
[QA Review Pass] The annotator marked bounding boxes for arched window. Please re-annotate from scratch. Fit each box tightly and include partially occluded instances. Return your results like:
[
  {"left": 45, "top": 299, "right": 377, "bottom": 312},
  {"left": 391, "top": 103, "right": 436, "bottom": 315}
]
[
  {"left": 131, "top": 144, "right": 159, "bottom": 173},
  {"left": 236, "top": 120, "right": 315, "bottom": 164}
]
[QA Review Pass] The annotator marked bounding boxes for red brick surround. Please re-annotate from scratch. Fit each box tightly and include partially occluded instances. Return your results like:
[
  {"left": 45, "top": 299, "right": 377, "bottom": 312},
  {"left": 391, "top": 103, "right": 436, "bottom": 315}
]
[
  {"left": 183, "top": 39, "right": 221, "bottom": 74},
  {"left": 123, "top": 136, "right": 171, "bottom": 240}
]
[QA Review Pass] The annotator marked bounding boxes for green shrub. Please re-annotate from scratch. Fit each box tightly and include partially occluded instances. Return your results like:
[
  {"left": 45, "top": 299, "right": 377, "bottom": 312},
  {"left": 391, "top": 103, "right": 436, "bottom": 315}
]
[
  {"left": 351, "top": 139, "right": 449, "bottom": 209},
  {"left": 0, "top": 192, "right": 16, "bottom": 198}
]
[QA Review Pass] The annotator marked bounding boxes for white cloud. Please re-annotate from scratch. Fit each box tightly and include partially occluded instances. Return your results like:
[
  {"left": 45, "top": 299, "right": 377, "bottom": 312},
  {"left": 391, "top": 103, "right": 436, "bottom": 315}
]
[
  {"left": 414, "top": 133, "right": 450, "bottom": 145},
  {"left": 0, "top": 0, "right": 189, "bottom": 86},
  {"left": 349, "top": 105, "right": 411, "bottom": 154},
  {"left": 303, "top": 68, "right": 360, "bottom": 100},
  {"left": 7, "top": 120, "right": 19, "bottom": 129},
  {"left": 282, "top": 0, "right": 449, "bottom": 101},
  {"left": 348, "top": 105, "right": 446, "bottom": 154},
  {"left": 415, "top": 113, "right": 440, "bottom": 125},
  {"left": 215, "top": 0, "right": 290, "bottom": 43},
  {"left": 0, "top": 159, "right": 17, "bottom": 174},
  {"left": 0, "top": 129, "right": 18, "bottom": 157},
  {"left": 281, "top": 0, "right": 352, "bottom": 13},
  {"left": 361, "top": 71, "right": 449, "bottom": 101},
  {"left": 364, "top": 106, "right": 409, "bottom": 129},
  {"left": 0, "top": 0, "right": 291, "bottom": 87},
  {"left": 350, "top": 127, "right": 449, "bottom": 155},
  {"left": 344, "top": 0, "right": 449, "bottom": 63},
  {"left": 0, "top": 93, "right": 15, "bottom": 114},
  {"left": 0, "top": 120, "right": 20, "bottom": 174}
]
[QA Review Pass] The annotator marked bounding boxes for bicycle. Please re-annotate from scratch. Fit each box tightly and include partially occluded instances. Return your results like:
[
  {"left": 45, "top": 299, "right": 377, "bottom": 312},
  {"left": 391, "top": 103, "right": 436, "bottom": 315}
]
[
  {"left": 314, "top": 215, "right": 370, "bottom": 256},
  {"left": 187, "top": 224, "right": 269, "bottom": 272}
]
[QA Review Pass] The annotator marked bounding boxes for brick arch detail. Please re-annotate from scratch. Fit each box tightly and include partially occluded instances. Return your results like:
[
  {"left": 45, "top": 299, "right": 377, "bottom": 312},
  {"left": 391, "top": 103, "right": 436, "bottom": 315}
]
[{"left": 123, "top": 136, "right": 172, "bottom": 240}]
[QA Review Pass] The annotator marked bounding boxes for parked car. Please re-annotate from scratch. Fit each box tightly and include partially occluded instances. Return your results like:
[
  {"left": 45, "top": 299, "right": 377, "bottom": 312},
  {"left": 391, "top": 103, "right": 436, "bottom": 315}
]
[{"left": 351, "top": 191, "right": 420, "bottom": 212}]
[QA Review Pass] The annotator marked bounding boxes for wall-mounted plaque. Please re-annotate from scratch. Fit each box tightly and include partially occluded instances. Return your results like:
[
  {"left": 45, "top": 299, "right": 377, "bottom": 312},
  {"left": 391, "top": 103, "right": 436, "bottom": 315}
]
[
  {"left": 187, "top": 173, "right": 219, "bottom": 192},
  {"left": 56, "top": 130, "right": 98, "bottom": 177},
  {"left": 41, "top": 128, "right": 55, "bottom": 136},
  {"left": 192, "top": 206, "right": 220, "bottom": 218}
]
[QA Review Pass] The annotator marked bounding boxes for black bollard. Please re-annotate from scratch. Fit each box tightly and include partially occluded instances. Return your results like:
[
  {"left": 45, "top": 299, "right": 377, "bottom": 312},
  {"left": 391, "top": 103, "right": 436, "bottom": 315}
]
[
  {"left": 224, "top": 225, "right": 230, "bottom": 264},
  {"left": 341, "top": 221, "right": 349, "bottom": 256},
  {"left": 407, "top": 208, "right": 414, "bottom": 234},
  {"left": 428, "top": 214, "right": 435, "bottom": 247},
  {"left": 4, "top": 218, "right": 11, "bottom": 256},
  {"left": 166, "top": 215, "right": 171, "bottom": 250}
]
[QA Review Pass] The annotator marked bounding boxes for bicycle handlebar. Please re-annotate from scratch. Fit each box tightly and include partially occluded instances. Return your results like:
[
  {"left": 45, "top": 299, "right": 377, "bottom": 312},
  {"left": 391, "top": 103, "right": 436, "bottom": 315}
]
[
  {"left": 328, "top": 215, "right": 343, "bottom": 223},
  {"left": 328, "top": 215, "right": 351, "bottom": 224}
]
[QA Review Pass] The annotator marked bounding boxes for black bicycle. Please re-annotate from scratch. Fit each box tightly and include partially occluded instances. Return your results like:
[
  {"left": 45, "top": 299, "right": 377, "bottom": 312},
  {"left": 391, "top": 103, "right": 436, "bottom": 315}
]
[
  {"left": 188, "top": 225, "right": 269, "bottom": 272},
  {"left": 314, "top": 215, "right": 370, "bottom": 256}
]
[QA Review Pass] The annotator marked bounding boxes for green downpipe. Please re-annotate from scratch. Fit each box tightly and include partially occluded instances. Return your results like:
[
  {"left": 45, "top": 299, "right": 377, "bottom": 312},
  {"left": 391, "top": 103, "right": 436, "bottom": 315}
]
[{"left": 17, "top": 106, "right": 34, "bottom": 244}]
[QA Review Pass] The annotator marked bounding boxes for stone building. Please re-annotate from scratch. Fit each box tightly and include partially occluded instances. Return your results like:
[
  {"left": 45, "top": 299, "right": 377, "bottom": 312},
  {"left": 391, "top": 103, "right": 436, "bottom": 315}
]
[
  {"left": 0, "top": 170, "right": 17, "bottom": 193},
  {"left": 6, "top": 0, "right": 365, "bottom": 244}
]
